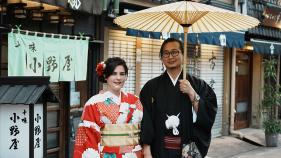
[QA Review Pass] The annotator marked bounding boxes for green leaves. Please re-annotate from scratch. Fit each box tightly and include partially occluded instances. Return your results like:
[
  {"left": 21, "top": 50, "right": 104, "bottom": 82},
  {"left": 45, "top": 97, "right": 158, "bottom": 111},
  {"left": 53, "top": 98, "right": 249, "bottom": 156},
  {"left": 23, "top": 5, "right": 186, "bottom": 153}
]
[
  {"left": 263, "top": 119, "right": 281, "bottom": 134},
  {"left": 262, "top": 85, "right": 281, "bottom": 108},
  {"left": 262, "top": 57, "right": 281, "bottom": 134},
  {"left": 263, "top": 58, "right": 277, "bottom": 81}
]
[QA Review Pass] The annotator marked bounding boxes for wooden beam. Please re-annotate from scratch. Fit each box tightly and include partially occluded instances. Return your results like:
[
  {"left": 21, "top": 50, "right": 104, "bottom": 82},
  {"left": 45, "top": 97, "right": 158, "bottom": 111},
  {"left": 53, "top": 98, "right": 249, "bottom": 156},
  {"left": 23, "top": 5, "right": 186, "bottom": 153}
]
[
  {"left": 47, "top": 147, "right": 60, "bottom": 154},
  {"left": 47, "top": 127, "right": 60, "bottom": 132}
]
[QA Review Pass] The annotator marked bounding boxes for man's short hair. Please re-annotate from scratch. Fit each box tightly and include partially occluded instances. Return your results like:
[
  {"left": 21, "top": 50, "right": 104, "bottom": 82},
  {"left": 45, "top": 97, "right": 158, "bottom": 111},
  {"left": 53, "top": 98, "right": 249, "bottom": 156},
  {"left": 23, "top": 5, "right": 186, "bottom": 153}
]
[{"left": 159, "top": 38, "right": 184, "bottom": 58}]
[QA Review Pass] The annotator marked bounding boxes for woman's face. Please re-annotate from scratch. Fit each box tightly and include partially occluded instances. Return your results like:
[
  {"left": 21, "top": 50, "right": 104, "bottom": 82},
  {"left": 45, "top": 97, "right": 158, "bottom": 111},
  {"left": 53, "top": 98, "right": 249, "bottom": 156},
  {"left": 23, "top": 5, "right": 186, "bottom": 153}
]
[{"left": 106, "top": 65, "right": 127, "bottom": 94}]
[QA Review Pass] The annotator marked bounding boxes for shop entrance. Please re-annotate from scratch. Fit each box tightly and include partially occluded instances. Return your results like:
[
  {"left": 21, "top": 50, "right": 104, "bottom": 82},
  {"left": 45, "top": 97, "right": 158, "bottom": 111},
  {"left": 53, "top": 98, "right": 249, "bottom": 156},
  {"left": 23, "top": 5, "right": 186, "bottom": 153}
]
[{"left": 234, "top": 51, "right": 252, "bottom": 129}]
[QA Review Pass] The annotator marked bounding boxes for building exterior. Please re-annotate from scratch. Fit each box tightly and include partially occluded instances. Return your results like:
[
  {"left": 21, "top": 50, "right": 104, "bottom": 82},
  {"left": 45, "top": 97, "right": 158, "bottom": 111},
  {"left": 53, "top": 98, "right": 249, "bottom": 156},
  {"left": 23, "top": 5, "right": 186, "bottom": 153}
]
[
  {"left": 233, "top": 0, "right": 281, "bottom": 132},
  {"left": 1, "top": 0, "right": 281, "bottom": 157},
  {"left": 0, "top": 0, "right": 106, "bottom": 157}
]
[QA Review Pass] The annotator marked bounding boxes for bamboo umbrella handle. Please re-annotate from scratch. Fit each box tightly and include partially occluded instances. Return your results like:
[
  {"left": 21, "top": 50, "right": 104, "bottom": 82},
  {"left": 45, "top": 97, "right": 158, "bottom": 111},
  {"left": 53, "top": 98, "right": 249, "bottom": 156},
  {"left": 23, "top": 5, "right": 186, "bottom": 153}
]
[{"left": 183, "top": 27, "right": 188, "bottom": 80}]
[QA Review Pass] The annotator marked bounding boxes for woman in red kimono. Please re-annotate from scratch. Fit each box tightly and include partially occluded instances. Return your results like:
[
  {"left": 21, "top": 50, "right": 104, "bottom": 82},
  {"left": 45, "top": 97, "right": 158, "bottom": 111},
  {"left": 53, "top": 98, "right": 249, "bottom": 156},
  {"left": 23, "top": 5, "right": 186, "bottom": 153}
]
[{"left": 73, "top": 57, "right": 143, "bottom": 158}]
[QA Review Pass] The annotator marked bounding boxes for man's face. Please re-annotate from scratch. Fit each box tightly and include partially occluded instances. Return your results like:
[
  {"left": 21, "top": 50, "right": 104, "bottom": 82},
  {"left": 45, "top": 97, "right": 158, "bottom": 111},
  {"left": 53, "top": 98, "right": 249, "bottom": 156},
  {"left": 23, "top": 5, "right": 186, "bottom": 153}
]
[{"left": 161, "top": 41, "right": 183, "bottom": 70}]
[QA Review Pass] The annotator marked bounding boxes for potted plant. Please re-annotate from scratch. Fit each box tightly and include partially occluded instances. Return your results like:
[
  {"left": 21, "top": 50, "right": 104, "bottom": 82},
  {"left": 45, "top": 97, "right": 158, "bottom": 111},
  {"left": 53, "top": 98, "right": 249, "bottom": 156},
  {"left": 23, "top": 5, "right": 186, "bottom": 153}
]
[{"left": 261, "top": 57, "right": 281, "bottom": 147}]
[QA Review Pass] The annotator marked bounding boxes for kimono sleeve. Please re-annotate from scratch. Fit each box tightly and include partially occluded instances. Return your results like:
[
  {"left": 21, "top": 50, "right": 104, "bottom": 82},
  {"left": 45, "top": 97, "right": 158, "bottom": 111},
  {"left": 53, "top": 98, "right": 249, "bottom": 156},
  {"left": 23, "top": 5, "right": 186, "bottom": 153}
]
[
  {"left": 139, "top": 81, "right": 155, "bottom": 145},
  {"left": 195, "top": 79, "right": 217, "bottom": 131},
  {"left": 73, "top": 103, "right": 104, "bottom": 158},
  {"left": 191, "top": 77, "right": 218, "bottom": 157}
]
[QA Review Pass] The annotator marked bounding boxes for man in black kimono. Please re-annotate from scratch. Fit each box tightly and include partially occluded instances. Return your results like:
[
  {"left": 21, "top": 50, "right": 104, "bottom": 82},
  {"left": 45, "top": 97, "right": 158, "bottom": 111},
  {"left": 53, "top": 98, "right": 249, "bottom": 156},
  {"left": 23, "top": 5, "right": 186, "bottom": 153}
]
[{"left": 140, "top": 38, "right": 217, "bottom": 158}]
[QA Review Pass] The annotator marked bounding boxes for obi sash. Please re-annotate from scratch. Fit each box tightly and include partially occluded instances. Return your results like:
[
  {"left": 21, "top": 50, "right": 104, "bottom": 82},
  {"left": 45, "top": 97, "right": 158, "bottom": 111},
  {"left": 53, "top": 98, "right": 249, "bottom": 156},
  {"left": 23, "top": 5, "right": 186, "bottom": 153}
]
[
  {"left": 101, "top": 123, "right": 140, "bottom": 146},
  {"left": 164, "top": 136, "right": 181, "bottom": 150}
]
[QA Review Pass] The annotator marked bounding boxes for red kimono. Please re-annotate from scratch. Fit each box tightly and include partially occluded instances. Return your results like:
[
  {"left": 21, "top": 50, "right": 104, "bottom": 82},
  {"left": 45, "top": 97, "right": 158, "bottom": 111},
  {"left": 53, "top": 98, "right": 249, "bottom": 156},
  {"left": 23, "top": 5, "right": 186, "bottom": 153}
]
[{"left": 73, "top": 91, "right": 143, "bottom": 158}]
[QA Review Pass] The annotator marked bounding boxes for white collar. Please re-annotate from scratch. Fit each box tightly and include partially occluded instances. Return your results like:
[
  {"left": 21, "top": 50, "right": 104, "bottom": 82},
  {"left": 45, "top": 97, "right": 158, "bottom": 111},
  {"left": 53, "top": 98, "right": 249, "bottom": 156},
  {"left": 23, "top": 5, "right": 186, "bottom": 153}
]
[
  {"left": 104, "top": 91, "right": 122, "bottom": 105},
  {"left": 167, "top": 70, "right": 182, "bottom": 86}
]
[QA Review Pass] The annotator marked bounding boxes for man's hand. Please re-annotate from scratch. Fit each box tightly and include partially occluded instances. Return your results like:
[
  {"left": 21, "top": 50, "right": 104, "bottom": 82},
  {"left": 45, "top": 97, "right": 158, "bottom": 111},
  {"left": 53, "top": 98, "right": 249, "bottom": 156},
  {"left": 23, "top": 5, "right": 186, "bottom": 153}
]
[
  {"left": 179, "top": 79, "right": 199, "bottom": 112},
  {"left": 179, "top": 79, "right": 194, "bottom": 95}
]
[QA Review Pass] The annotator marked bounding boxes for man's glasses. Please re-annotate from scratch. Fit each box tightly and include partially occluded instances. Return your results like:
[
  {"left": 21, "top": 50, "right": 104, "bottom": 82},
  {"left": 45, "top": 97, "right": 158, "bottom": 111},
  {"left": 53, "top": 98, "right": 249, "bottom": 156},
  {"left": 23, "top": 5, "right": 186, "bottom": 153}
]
[{"left": 162, "top": 49, "right": 180, "bottom": 58}]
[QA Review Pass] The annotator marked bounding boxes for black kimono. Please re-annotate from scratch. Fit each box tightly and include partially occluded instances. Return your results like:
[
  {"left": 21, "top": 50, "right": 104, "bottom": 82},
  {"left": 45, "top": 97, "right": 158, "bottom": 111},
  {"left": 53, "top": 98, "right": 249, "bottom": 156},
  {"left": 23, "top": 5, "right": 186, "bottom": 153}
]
[{"left": 140, "top": 71, "right": 217, "bottom": 158}]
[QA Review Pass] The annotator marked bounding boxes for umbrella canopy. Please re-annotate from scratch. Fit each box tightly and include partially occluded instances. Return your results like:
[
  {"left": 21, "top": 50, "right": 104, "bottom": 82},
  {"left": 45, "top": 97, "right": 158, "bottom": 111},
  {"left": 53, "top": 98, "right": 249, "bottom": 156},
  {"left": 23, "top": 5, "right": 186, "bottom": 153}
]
[{"left": 114, "top": 1, "right": 260, "bottom": 78}]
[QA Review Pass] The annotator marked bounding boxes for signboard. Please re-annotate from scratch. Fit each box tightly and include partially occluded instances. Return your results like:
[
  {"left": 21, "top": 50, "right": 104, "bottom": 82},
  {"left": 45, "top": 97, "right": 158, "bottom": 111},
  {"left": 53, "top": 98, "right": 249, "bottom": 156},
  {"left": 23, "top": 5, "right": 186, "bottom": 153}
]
[
  {"left": 262, "top": 4, "right": 281, "bottom": 29},
  {"left": 37, "top": 0, "right": 103, "bottom": 15},
  {"left": 68, "top": 0, "right": 81, "bottom": 10},
  {"left": 34, "top": 104, "right": 43, "bottom": 158},
  {"left": 8, "top": 32, "right": 89, "bottom": 82},
  {"left": 0, "top": 105, "right": 30, "bottom": 158}
]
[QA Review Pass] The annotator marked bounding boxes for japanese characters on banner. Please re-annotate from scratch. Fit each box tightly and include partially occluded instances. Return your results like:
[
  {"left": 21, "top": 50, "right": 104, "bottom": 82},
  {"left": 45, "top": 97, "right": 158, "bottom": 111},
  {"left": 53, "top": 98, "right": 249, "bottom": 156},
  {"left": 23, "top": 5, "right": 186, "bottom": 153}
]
[
  {"left": 34, "top": 104, "right": 43, "bottom": 157},
  {"left": 8, "top": 32, "right": 89, "bottom": 82},
  {"left": 0, "top": 105, "right": 30, "bottom": 158}
]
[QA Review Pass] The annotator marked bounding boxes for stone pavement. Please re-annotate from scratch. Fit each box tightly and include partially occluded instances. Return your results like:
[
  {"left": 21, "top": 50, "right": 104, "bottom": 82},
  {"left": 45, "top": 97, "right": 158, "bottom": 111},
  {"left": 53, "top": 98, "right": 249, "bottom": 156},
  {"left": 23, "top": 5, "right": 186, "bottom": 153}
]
[{"left": 206, "top": 135, "right": 281, "bottom": 158}]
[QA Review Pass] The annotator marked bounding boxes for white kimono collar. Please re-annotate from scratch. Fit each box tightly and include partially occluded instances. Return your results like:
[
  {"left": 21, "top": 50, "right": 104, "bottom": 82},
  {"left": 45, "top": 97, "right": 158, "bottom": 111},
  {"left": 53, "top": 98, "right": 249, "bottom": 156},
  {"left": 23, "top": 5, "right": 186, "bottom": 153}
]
[
  {"left": 103, "top": 91, "right": 127, "bottom": 105},
  {"left": 167, "top": 69, "right": 182, "bottom": 86}
]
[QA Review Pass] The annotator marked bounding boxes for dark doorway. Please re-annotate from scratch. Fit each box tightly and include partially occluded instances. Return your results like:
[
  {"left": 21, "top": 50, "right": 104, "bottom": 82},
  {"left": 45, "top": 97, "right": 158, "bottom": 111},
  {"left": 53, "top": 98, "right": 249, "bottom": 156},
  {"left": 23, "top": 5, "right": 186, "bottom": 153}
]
[{"left": 234, "top": 51, "right": 252, "bottom": 130}]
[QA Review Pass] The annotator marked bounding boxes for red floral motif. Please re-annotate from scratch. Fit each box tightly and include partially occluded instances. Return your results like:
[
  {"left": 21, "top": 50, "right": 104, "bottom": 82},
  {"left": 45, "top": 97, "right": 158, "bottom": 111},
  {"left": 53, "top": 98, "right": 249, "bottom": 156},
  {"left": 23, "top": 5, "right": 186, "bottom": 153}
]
[{"left": 96, "top": 61, "right": 105, "bottom": 77}]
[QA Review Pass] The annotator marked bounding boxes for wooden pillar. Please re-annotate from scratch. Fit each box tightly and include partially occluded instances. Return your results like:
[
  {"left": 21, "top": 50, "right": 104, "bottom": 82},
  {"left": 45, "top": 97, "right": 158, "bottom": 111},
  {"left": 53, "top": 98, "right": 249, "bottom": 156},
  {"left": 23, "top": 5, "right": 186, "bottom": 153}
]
[
  {"left": 230, "top": 49, "right": 236, "bottom": 133},
  {"left": 252, "top": 53, "right": 262, "bottom": 127},
  {"left": 222, "top": 48, "right": 231, "bottom": 135},
  {"left": 59, "top": 82, "right": 70, "bottom": 158},
  {"left": 135, "top": 38, "right": 142, "bottom": 95}
]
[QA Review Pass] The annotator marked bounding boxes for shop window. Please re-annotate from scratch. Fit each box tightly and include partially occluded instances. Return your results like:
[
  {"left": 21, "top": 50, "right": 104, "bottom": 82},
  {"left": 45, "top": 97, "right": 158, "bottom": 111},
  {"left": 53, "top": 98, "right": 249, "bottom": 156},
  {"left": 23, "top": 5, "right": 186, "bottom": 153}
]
[
  {"left": 47, "top": 110, "right": 59, "bottom": 128},
  {"left": 47, "top": 132, "right": 59, "bottom": 149}
]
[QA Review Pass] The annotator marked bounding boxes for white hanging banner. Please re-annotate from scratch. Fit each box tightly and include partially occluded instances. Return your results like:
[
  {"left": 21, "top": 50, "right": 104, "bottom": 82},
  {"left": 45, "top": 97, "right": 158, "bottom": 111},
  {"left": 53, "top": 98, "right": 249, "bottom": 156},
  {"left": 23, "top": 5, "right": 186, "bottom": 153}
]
[{"left": 8, "top": 31, "right": 89, "bottom": 82}]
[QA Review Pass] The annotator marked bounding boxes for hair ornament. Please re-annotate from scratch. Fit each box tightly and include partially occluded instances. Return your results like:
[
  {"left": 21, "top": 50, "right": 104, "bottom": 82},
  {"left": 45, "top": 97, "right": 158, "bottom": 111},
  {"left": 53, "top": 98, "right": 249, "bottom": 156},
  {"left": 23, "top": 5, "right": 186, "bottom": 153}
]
[{"left": 96, "top": 61, "right": 106, "bottom": 77}]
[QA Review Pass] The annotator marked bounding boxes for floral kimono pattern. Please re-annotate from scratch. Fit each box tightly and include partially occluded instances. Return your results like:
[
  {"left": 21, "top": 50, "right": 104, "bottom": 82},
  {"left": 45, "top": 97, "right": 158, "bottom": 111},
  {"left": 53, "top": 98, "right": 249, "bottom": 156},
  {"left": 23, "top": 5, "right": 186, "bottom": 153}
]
[{"left": 73, "top": 91, "right": 143, "bottom": 158}]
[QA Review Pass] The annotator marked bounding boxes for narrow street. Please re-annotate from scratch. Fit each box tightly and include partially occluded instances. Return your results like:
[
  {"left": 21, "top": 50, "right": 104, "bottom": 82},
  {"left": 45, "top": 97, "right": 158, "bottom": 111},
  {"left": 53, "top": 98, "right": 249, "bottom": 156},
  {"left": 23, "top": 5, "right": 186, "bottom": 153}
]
[{"left": 207, "top": 135, "right": 281, "bottom": 158}]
